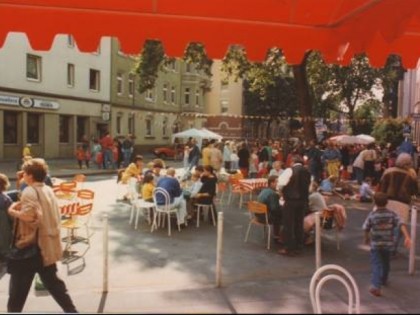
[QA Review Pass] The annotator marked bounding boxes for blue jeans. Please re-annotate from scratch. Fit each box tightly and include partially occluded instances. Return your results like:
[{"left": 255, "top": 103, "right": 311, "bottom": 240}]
[
  {"left": 370, "top": 248, "right": 391, "bottom": 289},
  {"left": 122, "top": 148, "right": 133, "bottom": 167},
  {"left": 103, "top": 149, "right": 114, "bottom": 169}
]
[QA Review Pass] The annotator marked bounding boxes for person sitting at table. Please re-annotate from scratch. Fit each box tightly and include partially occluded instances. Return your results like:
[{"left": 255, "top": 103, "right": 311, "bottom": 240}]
[
  {"left": 141, "top": 173, "right": 155, "bottom": 202},
  {"left": 304, "top": 181, "right": 329, "bottom": 245},
  {"left": 191, "top": 165, "right": 218, "bottom": 219},
  {"left": 121, "top": 155, "right": 143, "bottom": 184},
  {"left": 184, "top": 173, "right": 203, "bottom": 218},
  {"left": 257, "top": 175, "right": 283, "bottom": 242},
  {"left": 156, "top": 168, "right": 187, "bottom": 226},
  {"left": 152, "top": 162, "right": 164, "bottom": 185},
  {"left": 269, "top": 161, "right": 284, "bottom": 177},
  {"left": 120, "top": 155, "right": 144, "bottom": 200}
]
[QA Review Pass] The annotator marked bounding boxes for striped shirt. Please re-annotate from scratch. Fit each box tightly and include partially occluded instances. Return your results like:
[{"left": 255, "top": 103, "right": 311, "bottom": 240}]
[{"left": 362, "top": 208, "right": 400, "bottom": 250}]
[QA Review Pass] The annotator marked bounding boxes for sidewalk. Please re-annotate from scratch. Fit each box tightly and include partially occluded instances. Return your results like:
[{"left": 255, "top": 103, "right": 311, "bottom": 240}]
[{"left": 0, "top": 153, "right": 162, "bottom": 181}]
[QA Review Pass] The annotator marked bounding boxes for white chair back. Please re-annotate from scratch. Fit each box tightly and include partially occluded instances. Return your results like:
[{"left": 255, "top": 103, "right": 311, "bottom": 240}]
[
  {"left": 152, "top": 187, "right": 171, "bottom": 211},
  {"left": 309, "top": 264, "right": 360, "bottom": 314}
]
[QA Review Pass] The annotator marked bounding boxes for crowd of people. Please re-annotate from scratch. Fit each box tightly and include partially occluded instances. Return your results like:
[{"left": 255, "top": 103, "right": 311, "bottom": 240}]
[{"left": 1, "top": 132, "right": 418, "bottom": 310}]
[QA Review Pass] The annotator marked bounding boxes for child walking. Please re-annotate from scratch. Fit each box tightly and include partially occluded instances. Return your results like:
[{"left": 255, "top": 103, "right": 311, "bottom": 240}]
[{"left": 362, "top": 192, "right": 411, "bottom": 297}]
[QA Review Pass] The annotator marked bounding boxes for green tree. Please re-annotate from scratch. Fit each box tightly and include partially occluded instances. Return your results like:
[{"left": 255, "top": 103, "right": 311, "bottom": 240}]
[
  {"left": 371, "top": 117, "right": 406, "bottom": 147},
  {"left": 353, "top": 99, "right": 382, "bottom": 134},
  {"left": 134, "top": 41, "right": 213, "bottom": 94},
  {"left": 379, "top": 54, "right": 405, "bottom": 118},
  {"left": 320, "top": 54, "right": 380, "bottom": 133},
  {"left": 223, "top": 46, "right": 297, "bottom": 138}
]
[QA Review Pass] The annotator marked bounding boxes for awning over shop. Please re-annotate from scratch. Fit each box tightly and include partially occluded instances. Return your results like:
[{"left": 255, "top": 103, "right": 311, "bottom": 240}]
[{"left": 2, "top": 0, "right": 420, "bottom": 67}]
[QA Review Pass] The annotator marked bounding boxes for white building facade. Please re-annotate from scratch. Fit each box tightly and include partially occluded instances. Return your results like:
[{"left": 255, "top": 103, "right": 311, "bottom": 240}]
[{"left": 0, "top": 33, "right": 111, "bottom": 159}]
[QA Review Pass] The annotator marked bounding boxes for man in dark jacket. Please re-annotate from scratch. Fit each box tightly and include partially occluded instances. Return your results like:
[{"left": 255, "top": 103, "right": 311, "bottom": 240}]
[{"left": 278, "top": 155, "right": 311, "bottom": 256}]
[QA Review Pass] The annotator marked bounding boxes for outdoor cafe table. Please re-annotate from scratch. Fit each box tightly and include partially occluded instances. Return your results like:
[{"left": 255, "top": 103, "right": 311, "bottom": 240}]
[{"left": 238, "top": 178, "right": 268, "bottom": 191}]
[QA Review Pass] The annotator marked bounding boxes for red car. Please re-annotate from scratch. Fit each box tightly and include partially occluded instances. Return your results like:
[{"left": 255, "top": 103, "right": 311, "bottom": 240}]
[{"left": 152, "top": 145, "right": 184, "bottom": 159}]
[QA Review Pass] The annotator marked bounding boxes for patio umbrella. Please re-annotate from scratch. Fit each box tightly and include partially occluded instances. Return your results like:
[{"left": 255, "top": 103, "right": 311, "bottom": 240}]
[
  {"left": 355, "top": 134, "right": 375, "bottom": 144},
  {"left": 328, "top": 135, "right": 355, "bottom": 144}
]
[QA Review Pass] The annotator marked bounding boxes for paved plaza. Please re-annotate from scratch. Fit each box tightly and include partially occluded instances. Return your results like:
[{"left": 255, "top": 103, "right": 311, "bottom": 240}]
[{"left": 0, "top": 158, "right": 419, "bottom": 313}]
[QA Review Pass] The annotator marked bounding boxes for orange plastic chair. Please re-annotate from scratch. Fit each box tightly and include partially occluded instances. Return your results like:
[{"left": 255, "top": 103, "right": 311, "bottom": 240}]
[
  {"left": 244, "top": 201, "right": 271, "bottom": 250},
  {"left": 216, "top": 182, "right": 228, "bottom": 204},
  {"left": 77, "top": 189, "right": 95, "bottom": 205},
  {"left": 59, "top": 181, "right": 77, "bottom": 192},
  {"left": 61, "top": 202, "right": 94, "bottom": 251},
  {"left": 227, "top": 173, "right": 252, "bottom": 208}
]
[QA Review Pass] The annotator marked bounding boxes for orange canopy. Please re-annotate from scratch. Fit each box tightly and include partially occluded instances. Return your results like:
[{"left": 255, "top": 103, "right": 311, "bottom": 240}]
[{"left": 2, "top": 0, "right": 420, "bottom": 67}]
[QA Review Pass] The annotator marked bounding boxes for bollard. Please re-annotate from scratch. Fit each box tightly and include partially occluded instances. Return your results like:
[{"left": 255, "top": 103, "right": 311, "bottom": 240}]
[
  {"left": 409, "top": 205, "right": 418, "bottom": 275},
  {"left": 216, "top": 211, "right": 224, "bottom": 287},
  {"left": 315, "top": 211, "right": 321, "bottom": 271},
  {"left": 103, "top": 214, "right": 109, "bottom": 293}
]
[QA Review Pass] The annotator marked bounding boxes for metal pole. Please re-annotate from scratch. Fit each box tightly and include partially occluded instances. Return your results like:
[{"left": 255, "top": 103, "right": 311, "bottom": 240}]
[
  {"left": 103, "top": 214, "right": 109, "bottom": 293},
  {"left": 409, "top": 205, "right": 417, "bottom": 275},
  {"left": 216, "top": 211, "right": 224, "bottom": 287},
  {"left": 315, "top": 211, "right": 321, "bottom": 271}
]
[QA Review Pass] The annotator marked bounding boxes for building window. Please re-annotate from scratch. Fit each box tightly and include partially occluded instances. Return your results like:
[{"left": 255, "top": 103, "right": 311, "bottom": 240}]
[
  {"left": 76, "top": 116, "right": 87, "bottom": 142},
  {"left": 145, "top": 117, "right": 153, "bottom": 136},
  {"left": 128, "top": 115, "right": 135, "bottom": 134},
  {"left": 162, "top": 118, "right": 168, "bottom": 137},
  {"left": 146, "top": 88, "right": 155, "bottom": 102},
  {"left": 26, "top": 54, "right": 42, "bottom": 81},
  {"left": 89, "top": 69, "right": 100, "bottom": 91},
  {"left": 171, "top": 86, "right": 176, "bottom": 104},
  {"left": 221, "top": 100, "right": 229, "bottom": 113},
  {"left": 117, "top": 73, "right": 123, "bottom": 95},
  {"left": 4, "top": 111, "right": 18, "bottom": 144},
  {"left": 59, "top": 115, "right": 71, "bottom": 143},
  {"left": 27, "top": 113, "right": 40, "bottom": 144},
  {"left": 184, "top": 88, "right": 190, "bottom": 105},
  {"left": 67, "top": 35, "right": 75, "bottom": 47},
  {"left": 116, "top": 115, "right": 122, "bottom": 135},
  {"left": 195, "top": 89, "right": 200, "bottom": 106},
  {"left": 163, "top": 83, "right": 168, "bottom": 103},
  {"left": 67, "top": 63, "right": 75, "bottom": 87},
  {"left": 128, "top": 75, "right": 134, "bottom": 98}
]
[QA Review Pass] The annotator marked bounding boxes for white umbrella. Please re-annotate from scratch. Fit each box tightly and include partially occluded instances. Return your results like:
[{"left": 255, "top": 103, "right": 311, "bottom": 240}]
[
  {"left": 355, "top": 134, "right": 375, "bottom": 144},
  {"left": 329, "top": 135, "right": 357, "bottom": 144}
]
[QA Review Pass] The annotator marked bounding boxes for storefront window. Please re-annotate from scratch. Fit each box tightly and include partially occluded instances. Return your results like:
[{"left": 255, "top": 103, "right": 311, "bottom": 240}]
[
  {"left": 4, "top": 111, "right": 18, "bottom": 144},
  {"left": 27, "top": 113, "right": 40, "bottom": 144},
  {"left": 59, "top": 115, "right": 71, "bottom": 143}
]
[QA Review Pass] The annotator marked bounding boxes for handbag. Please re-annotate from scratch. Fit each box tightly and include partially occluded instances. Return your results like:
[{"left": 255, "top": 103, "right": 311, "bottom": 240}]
[{"left": 6, "top": 187, "right": 43, "bottom": 273}]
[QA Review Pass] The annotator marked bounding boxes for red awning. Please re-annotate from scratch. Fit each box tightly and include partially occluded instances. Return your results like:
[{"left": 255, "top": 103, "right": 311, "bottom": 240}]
[{"left": 2, "top": 0, "right": 420, "bottom": 67}]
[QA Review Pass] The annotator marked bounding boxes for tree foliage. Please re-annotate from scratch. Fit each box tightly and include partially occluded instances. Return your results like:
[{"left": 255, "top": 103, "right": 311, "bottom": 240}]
[
  {"left": 134, "top": 41, "right": 213, "bottom": 94},
  {"left": 371, "top": 117, "right": 406, "bottom": 147},
  {"left": 353, "top": 99, "right": 382, "bottom": 134}
]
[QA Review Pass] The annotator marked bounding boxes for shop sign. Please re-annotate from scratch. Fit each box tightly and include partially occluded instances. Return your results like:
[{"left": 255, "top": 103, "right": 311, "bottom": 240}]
[
  {"left": 0, "top": 94, "right": 19, "bottom": 106},
  {"left": 33, "top": 99, "right": 60, "bottom": 110},
  {"left": 0, "top": 94, "right": 59, "bottom": 110}
]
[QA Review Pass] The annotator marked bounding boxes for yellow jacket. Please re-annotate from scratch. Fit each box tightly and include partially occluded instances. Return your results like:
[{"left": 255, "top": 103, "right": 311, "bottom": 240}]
[{"left": 121, "top": 163, "right": 142, "bottom": 184}]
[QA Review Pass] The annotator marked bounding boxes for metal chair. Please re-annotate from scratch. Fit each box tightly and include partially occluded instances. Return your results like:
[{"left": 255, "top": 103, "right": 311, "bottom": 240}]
[
  {"left": 151, "top": 187, "right": 182, "bottom": 236},
  {"left": 195, "top": 203, "right": 216, "bottom": 227},
  {"left": 244, "top": 200, "right": 271, "bottom": 250},
  {"left": 309, "top": 264, "right": 360, "bottom": 314}
]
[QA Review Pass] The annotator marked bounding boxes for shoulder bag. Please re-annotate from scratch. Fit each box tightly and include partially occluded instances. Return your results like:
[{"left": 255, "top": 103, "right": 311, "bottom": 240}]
[{"left": 6, "top": 187, "right": 43, "bottom": 273}]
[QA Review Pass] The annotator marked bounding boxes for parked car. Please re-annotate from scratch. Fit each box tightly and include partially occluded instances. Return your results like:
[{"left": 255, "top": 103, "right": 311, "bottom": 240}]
[{"left": 152, "top": 145, "right": 184, "bottom": 160}]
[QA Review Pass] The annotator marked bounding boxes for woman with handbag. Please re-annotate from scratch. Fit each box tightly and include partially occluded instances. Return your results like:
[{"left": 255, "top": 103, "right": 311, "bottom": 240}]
[{"left": 7, "top": 158, "right": 77, "bottom": 313}]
